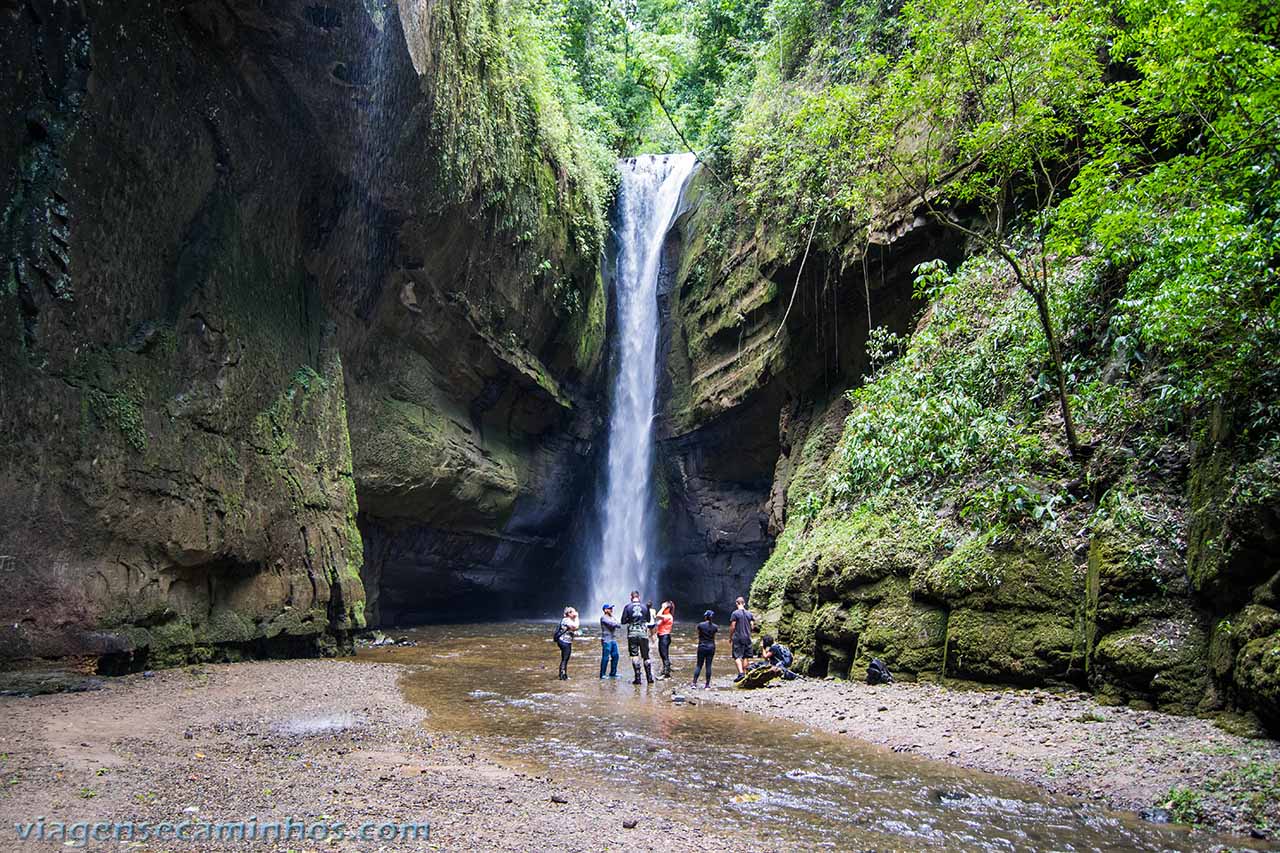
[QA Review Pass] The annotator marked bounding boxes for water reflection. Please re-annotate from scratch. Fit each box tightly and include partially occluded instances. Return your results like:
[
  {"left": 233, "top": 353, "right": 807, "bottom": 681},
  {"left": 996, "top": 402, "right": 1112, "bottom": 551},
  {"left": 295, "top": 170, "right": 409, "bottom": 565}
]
[{"left": 361, "top": 622, "right": 1268, "bottom": 852}]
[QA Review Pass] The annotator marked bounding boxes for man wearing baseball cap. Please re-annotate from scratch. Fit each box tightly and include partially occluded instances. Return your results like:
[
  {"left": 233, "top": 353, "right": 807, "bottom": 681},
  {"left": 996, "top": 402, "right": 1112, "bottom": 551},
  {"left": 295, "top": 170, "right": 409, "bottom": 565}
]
[{"left": 599, "top": 603, "right": 621, "bottom": 679}]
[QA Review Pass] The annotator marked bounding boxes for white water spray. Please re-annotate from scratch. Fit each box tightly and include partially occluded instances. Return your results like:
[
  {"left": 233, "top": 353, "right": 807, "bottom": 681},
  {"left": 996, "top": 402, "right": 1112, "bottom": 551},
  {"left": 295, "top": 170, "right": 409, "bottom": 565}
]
[{"left": 589, "top": 153, "right": 697, "bottom": 609}]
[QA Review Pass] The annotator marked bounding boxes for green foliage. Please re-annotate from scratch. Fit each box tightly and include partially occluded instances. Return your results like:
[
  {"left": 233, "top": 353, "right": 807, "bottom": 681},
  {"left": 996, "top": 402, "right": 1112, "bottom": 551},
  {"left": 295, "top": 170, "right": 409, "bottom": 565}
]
[
  {"left": 718, "top": 0, "right": 1280, "bottom": 433},
  {"left": 86, "top": 382, "right": 147, "bottom": 452},
  {"left": 536, "top": 0, "right": 775, "bottom": 156},
  {"left": 1050, "top": 0, "right": 1280, "bottom": 429},
  {"left": 864, "top": 325, "right": 906, "bottom": 377},
  {"left": 827, "top": 255, "right": 1059, "bottom": 504},
  {"left": 422, "top": 0, "right": 612, "bottom": 272},
  {"left": 1161, "top": 785, "right": 1206, "bottom": 825},
  {"left": 962, "top": 480, "right": 1073, "bottom": 534},
  {"left": 794, "top": 490, "right": 823, "bottom": 521}
]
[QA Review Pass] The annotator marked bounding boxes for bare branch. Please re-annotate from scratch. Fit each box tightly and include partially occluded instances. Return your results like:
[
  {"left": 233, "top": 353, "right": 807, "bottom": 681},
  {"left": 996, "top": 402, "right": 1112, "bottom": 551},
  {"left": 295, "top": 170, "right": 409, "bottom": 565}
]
[{"left": 641, "top": 72, "right": 732, "bottom": 191}]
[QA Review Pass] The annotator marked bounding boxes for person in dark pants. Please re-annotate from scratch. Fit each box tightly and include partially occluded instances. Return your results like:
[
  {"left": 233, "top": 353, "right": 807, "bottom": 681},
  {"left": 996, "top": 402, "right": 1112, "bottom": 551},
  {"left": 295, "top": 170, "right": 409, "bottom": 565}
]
[
  {"left": 599, "top": 603, "right": 620, "bottom": 679},
  {"left": 654, "top": 601, "right": 674, "bottom": 678},
  {"left": 554, "top": 606, "right": 579, "bottom": 680},
  {"left": 692, "top": 610, "right": 718, "bottom": 688},
  {"left": 729, "top": 596, "right": 755, "bottom": 683},
  {"left": 621, "top": 591, "right": 654, "bottom": 685}
]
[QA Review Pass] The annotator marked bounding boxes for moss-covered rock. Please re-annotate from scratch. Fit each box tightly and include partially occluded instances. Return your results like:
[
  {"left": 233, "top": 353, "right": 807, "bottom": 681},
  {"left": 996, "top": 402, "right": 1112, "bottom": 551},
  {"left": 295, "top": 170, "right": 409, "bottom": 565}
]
[
  {"left": 946, "top": 609, "right": 1083, "bottom": 685},
  {"left": 1187, "top": 413, "right": 1280, "bottom": 608},
  {"left": 1090, "top": 615, "right": 1211, "bottom": 713},
  {"left": 917, "top": 531, "right": 1080, "bottom": 612},
  {"left": 0, "top": 0, "right": 614, "bottom": 662},
  {"left": 754, "top": 497, "right": 941, "bottom": 620},
  {"left": 1233, "top": 631, "right": 1280, "bottom": 729},
  {"left": 202, "top": 609, "right": 258, "bottom": 645},
  {"left": 1086, "top": 527, "right": 1188, "bottom": 634},
  {"left": 853, "top": 587, "right": 947, "bottom": 678},
  {"left": 752, "top": 497, "right": 945, "bottom": 675}
]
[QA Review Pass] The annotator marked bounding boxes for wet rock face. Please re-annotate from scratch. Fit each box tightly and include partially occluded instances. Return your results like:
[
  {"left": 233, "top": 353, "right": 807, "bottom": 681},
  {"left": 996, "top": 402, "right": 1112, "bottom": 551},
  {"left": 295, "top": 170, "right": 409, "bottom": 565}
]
[
  {"left": 660, "top": 177, "right": 1280, "bottom": 730},
  {"left": 654, "top": 170, "right": 947, "bottom": 614},
  {"left": 1186, "top": 411, "right": 1280, "bottom": 728},
  {"left": 0, "top": 0, "right": 603, "bottom": 667}
]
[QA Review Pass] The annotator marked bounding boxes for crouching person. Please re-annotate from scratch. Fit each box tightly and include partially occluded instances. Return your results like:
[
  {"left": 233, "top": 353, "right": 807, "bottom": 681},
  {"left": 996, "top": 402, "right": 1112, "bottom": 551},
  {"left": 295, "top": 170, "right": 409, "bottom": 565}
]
[{"left": 760, "top": 635, "right": 798, "bottom": 680}]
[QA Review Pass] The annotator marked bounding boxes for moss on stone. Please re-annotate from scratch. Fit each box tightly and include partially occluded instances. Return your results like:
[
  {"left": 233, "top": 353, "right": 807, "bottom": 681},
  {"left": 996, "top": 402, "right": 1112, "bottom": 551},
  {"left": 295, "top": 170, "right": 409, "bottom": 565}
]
[
  {"left": 918, "top": 530, "right": 1081, "bottom": 614},
  {"left": 1187, "top": 414, "right": 1280, "bottom": 606},
  {"left": 144, "top": 618, "right": 198, "bottom": 667},
  {"left": 260, "top": 606, "right": 327, "bottom": 640},
  {"left": 571, "top": 269, "right": 607, "bottom": 377},
  {"left": 85, "top": 382, "right": 148, "bottom": 452},
  {"left": 202, "top": 609, "right": 257, "bottom": 645},
  {"left": 1090, "top": 615, "right": 1210, "bottom": 713},
  {"left": 753, "top": 496, "right": 944, "bottom": 673},
  {"left": 917, "top": 531, "right": 1003, "bottom": 601},
  {"left": 1233, "top": 631, "right": 1280, "bottom": 729},
  {"left": 853, "top": 581, "right": 947, "bottom": 676},
  {"left": 946, "top": 609, "right": 1083, "bottom": 685}
]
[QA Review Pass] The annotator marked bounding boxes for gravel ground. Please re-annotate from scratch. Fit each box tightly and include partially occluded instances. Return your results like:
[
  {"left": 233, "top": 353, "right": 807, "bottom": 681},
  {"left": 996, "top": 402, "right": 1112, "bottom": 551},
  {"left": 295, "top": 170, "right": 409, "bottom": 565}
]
[
  {"left": 699, "top": 676, "right": 1280, "bottom": 840},
  {"left": 0, "top": 660, "right": 745, "bottom": 851}
]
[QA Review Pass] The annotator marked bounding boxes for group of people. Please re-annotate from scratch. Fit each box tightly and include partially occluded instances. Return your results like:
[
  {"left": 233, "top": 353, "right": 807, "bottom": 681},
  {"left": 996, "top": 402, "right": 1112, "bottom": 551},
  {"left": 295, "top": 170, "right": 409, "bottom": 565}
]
[{"left": 554, "top": 594, "right": 797, "bottom": 688}]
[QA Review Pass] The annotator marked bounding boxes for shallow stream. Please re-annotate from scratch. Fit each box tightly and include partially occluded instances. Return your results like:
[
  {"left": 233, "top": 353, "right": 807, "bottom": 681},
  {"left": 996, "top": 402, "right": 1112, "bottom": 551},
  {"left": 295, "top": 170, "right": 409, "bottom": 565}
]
[{"left": 362, "top": 622, "right": 1262, "bottom": 851}]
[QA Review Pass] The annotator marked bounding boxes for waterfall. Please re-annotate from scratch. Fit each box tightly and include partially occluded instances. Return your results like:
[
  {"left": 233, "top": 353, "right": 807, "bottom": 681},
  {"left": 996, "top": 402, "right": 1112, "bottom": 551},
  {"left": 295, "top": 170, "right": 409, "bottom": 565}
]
[{"left": 589, "top": 153, "right": 697, "bottom": 610}]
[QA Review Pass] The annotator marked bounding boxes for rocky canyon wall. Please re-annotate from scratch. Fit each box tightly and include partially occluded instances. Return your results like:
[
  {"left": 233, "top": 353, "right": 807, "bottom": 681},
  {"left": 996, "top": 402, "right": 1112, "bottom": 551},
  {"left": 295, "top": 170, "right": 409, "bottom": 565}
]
[
  {"left": 0, "top": 0, "right": 606, "bottom": 669},
  {"left": 653, "top": 170, "right": 955, "bottom": 614},
  {"left": 658, "top": 173, "right": 1279, "bottom": 733}
]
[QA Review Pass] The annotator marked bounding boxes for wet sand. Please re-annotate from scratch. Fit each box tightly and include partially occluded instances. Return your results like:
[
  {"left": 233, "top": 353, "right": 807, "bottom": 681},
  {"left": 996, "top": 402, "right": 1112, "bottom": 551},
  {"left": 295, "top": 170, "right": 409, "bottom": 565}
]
[
  {"left": 1, "top": 649, "right": 1277, "bottom": 850},
  {"left": 0, "top": 660, "right": 741, "bottom": 851},
  {"left": 699, "top": 675, "right": 1280, "bottom": 839}
]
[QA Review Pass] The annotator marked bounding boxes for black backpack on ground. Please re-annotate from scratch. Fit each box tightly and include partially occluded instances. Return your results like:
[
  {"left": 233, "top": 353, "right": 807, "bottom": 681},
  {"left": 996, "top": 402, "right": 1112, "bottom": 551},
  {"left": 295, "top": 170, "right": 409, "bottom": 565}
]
[{"left": 866, "top": 658, "right": 894, "bottom": 685}]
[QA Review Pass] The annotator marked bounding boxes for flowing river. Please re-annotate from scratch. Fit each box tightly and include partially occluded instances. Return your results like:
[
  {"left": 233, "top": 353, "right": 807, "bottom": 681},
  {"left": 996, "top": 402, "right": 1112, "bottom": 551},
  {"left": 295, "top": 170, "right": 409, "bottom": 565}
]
[{"left": 360, "top": 622, "right": 1261, "bottom": 852}]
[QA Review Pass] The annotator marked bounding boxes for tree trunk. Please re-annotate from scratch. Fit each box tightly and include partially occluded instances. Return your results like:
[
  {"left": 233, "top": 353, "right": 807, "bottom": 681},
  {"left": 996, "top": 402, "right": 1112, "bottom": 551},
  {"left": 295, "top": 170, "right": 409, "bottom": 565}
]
[{"left": 1028, "top": 285, "right": 1082, "bottom": 460}]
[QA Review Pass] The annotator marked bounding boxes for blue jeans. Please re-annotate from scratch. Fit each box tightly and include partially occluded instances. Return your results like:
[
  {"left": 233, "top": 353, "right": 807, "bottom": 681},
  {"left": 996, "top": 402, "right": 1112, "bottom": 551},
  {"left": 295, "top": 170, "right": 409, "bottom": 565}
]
[{"left": 600, "top": 641, "right": 619, "bottom": 677}]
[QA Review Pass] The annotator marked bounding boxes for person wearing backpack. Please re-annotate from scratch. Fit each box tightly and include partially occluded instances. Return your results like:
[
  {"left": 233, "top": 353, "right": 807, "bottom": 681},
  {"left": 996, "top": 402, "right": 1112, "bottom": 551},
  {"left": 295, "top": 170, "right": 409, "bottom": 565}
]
[
  {"left": 554, "top": 606, "right": 579, "bottom": 680},
  {"left": 760, "top": 634, "right": 797, "bottom": 680},
  {"left": 620, "top": 591, "right": 655, "bottom": 685},
  {"left": 729, "top": 596, "right": 755, "bottom": 683}
]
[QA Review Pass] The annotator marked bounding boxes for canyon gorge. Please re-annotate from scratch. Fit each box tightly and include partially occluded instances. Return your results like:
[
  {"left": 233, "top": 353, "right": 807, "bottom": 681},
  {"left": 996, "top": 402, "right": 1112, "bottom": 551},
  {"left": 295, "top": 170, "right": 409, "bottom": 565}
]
[{"left": 2, "top": 0, "right": 1278, "bottom": 746}]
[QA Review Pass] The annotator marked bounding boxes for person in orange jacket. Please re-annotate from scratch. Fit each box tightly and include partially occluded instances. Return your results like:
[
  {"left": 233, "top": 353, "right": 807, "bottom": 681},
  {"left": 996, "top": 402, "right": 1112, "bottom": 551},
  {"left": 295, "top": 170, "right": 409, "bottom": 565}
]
[{"left": 654, "top": 600, "right": 675, "bottom": 679}]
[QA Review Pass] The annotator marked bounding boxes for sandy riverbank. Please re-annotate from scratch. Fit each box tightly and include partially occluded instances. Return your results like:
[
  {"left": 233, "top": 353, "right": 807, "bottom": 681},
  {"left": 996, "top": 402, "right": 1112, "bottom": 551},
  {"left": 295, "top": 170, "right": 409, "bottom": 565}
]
[
  {"left": 0, "top": 660, "right": 744, "bottom": 851},
  {"left": 698, "top": 675, "right": 1280, "bottom": 840}
]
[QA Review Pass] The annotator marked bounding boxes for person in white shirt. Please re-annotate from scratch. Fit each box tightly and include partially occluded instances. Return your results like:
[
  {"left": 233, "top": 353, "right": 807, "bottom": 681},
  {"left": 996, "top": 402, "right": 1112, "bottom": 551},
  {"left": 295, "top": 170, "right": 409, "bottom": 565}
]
[{"left": 555, "top": 607, "right": 579, "bottom": 680}]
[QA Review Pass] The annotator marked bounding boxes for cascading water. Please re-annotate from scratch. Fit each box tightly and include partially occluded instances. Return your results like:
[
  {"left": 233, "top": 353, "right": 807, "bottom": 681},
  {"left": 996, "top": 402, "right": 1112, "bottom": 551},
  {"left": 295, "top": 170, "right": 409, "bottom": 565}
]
[{"left": 588, "top": 153, "right": 697, "bottom": 609}]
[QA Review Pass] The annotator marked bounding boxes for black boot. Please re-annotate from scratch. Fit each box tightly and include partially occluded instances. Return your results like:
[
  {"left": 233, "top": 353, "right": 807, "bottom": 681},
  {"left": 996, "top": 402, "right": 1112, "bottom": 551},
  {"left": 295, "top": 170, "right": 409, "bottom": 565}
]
[
  {"left": 632, "top": 663, "right": 642, "bottom": 685},
  {"left": 644, "top": 662, "right": 655, "bottom": 684}
]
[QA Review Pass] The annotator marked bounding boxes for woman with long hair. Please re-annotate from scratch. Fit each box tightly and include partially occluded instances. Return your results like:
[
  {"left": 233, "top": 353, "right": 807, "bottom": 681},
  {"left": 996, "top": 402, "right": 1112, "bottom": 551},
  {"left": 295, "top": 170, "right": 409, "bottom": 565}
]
[
  {"left": 655, "top": 600, "right": 675, "bottom": 679},
  {"left": 554, "top": 606, "right": 579, "bottom": 680}
]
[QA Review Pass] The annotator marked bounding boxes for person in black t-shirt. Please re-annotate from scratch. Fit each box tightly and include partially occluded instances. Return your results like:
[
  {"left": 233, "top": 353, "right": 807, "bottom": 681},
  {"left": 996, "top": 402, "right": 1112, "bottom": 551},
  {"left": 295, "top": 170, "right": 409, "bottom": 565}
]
[
  {"left": 691, "top": 610, "right": 718, "bottom": 688},
  {"left": 729, "top": 596, "right": 755, "bottom": 683},
  {"left": 620, "top": 590, "right": 655, "bottom": 685}
]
